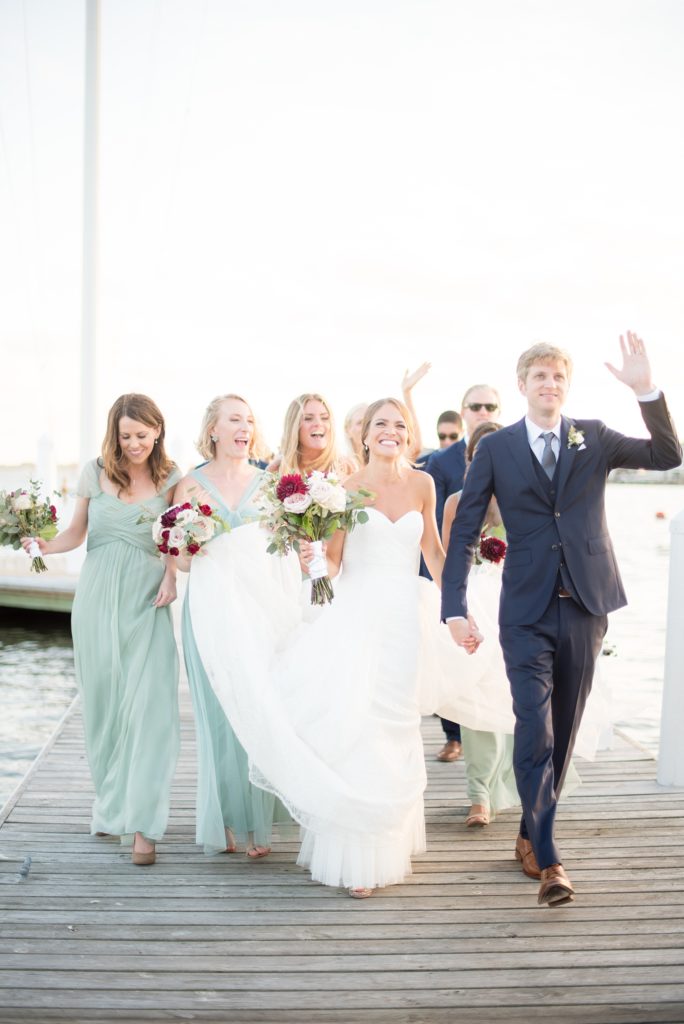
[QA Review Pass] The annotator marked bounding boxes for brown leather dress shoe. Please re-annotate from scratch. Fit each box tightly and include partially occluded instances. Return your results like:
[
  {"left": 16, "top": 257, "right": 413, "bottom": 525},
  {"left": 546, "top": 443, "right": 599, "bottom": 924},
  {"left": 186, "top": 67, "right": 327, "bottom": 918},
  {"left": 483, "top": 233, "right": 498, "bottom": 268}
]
[
  {"left": 538, "top": 864, "right": 574, "bottom": 907},
  {"left": 515, "top": 834, "right": 541, "bottom": 880},
  {"left": 436, "top": 740, "right": 462, "bottom": 762}
]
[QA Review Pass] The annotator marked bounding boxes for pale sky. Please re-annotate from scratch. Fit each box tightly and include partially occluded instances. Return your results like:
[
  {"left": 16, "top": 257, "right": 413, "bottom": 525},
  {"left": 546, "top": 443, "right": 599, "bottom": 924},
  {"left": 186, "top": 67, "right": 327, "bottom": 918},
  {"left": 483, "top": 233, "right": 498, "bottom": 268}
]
[{"left": 1, "top": 0, "right": 683, "bottom": 468}]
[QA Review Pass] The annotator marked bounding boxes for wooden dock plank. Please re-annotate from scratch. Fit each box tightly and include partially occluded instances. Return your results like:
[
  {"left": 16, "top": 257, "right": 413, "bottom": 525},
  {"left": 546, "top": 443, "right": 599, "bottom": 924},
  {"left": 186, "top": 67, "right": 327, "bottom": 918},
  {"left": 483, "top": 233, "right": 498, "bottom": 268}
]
[{"left": 2, "top": 695, "right": 684, "bottom": 1023}]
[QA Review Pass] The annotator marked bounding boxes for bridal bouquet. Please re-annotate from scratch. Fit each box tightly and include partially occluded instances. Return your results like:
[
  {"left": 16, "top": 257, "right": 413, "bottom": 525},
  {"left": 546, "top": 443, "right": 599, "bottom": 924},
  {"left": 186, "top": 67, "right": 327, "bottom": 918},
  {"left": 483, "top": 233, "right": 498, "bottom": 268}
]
[
  {"left": 258, "top": 470, "right": 371, "bottom": 605},
  {"left": 144, "top": 498, "right": 226, "bottom": 558},
  {"left": 0, "top": 481, "right": 59, "bottom": 573}
]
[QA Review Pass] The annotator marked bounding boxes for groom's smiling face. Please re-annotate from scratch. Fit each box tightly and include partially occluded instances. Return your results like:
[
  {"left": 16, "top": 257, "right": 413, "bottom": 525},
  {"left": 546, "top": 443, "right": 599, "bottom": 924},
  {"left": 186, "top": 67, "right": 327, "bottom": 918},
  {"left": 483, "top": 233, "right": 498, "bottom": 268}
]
[{"left": 518, "top": 359, "right": 570, "bottom": 423}]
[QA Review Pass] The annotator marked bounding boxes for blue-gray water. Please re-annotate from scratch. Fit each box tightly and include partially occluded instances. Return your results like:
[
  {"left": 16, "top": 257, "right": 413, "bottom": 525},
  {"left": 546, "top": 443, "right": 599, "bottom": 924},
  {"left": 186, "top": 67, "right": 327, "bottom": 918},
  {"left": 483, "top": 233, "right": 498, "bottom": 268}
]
[{"left": 0, "top": 482, "right": 681, "bottom": 809}]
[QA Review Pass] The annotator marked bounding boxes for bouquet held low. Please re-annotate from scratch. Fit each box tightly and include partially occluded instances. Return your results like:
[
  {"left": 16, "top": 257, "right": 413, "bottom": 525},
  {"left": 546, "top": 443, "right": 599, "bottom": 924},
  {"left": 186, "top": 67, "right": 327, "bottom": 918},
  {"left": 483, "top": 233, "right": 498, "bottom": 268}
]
[
  {"left": 0, "top": 481, "right": 59, "bottom": 573},
  {"left": 142, "top": 498, "right": 226, "bottom": 558}
]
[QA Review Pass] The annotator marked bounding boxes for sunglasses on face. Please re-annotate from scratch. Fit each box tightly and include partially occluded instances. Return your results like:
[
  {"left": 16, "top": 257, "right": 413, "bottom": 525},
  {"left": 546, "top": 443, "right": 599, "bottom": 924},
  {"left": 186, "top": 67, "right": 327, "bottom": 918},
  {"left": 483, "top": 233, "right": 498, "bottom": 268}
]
[
  {"left": 438, "top": 432, "right": 461, "bottom": 441},
  {"left": 465, "top": 403, "right": 498, "bottom": 413}
]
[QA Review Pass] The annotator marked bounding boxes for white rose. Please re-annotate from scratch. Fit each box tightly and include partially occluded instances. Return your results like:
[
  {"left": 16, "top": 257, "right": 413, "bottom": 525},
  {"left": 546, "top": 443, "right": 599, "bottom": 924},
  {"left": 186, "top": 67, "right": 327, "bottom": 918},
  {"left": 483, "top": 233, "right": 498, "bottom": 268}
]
[
  {"left": 309, "top": 477, "right": 346, "bottom": 513},
  {"left": 11, "top": 493, "right": 32, "bottom": 511},
  {"left": 174, "top": 508, "right": 196, "bottom": 526},
  {"left": 152, "top": 520, "right": 165, "bottom": 544},
  {"left": 323, "top": 485, "right": 347, "bottom": 513},
  {"left": 167, "top": 526, "right": 186, "bottom": 548},
  {"left": 283, "top": 492, "right": 312, "bottom": 513}
]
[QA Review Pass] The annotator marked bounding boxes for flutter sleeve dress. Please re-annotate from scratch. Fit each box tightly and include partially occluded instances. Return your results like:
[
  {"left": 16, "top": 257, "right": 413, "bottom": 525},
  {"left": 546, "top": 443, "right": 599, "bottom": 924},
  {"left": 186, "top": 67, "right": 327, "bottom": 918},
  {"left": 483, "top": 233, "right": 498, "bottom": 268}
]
[
  {"left": 181, "top": 467, "right": 290, "bottom": 854},
  {"left": 71, "top": 458, "right": 181, "bottom": 841}
]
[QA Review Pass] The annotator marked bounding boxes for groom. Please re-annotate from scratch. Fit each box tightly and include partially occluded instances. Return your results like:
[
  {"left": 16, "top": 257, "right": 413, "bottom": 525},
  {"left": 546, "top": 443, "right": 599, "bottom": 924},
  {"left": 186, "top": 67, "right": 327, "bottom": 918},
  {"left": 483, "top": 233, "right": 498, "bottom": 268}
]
[{"left": 441, "top": 333, "right": 681, "bottom": 907}]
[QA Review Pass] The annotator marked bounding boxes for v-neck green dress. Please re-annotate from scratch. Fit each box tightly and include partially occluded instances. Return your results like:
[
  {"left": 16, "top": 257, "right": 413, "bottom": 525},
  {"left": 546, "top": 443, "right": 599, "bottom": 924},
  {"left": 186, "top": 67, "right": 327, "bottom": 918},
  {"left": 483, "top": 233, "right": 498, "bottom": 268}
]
[
  {"left": 181, "top": 467, "right": 290, "bottom": 853},
  {"left": 71, "top": 458, "right": 181, "bottom": 840}
]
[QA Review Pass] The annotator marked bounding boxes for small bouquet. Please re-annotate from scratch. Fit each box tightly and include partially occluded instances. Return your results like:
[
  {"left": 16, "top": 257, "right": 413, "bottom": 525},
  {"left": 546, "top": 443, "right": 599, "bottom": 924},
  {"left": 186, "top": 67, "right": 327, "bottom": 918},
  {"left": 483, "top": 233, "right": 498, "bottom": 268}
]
[
  {"left": 476, "top": 530, "right": 507, "bottom": 565},
  {"left": 258, "top": 470, "right": 371, "bottom": 605},
  {"left": 144, "top": 498, "right": 226, "bottom": 557},
  {"left": 0, "top": 481, "right": 59, "bottom": 573}
]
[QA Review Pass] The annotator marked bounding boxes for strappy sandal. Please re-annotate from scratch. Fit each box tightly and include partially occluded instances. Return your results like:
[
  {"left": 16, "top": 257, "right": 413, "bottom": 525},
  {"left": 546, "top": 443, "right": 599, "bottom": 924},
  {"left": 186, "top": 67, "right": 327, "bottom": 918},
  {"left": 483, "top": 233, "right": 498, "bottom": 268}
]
[
  {"left": 222, "top": 827, "right": 237, "bottom": 854},
  {"left": 465, "top": 804, "right": 490, "bottom": 828},
  {"left": 246, "top": 846, "right": 271, "bottom": 859},
  {"left": 348, "top": 887, "right": 373, "bottom": 899}
]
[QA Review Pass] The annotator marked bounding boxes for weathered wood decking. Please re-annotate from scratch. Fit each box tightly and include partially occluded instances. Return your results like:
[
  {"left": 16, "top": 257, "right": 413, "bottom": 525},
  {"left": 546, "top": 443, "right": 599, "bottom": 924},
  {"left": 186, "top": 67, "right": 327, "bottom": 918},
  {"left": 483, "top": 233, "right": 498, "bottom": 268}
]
[{"left": 1, "top": 688, "right": 684, "bottom": 1024}]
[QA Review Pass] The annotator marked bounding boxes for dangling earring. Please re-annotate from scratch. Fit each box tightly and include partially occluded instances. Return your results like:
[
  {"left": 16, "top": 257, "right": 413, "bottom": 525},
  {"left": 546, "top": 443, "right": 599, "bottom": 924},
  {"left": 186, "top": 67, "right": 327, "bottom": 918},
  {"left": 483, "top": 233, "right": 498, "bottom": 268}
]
[
  {"left": 210, "top": 434, "right": 219, "bottom": 443},
  {"left": 154, "top": 438, "right": 159, "bottom": 445},
  {"left": 362, "top": 443, "right": 369, "bottom": 453}
]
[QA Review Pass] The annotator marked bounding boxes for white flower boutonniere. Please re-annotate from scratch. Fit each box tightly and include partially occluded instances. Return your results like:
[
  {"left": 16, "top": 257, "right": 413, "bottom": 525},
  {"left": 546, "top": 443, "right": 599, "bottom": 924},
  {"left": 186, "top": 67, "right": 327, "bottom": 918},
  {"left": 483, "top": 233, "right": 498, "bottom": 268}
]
[{"left": 567, "top": 425, "right": 586, "bottom": 450}]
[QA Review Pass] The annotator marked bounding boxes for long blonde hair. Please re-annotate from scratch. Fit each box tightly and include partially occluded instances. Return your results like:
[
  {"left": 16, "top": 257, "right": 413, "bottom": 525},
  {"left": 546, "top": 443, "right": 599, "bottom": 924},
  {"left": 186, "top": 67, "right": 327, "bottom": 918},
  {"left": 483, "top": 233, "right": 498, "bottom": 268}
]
[
  {"left": 195, "top": 394, "right": 268, "bottom": 462},
  {"left": 101, "top": 394, "right": 175, "bottom": 495},
  {"left": 279, "top": 393, "right": 339, "bottom": 474},
  {"left": 360, "top": 397, "right": 416, "bottom": 465}
]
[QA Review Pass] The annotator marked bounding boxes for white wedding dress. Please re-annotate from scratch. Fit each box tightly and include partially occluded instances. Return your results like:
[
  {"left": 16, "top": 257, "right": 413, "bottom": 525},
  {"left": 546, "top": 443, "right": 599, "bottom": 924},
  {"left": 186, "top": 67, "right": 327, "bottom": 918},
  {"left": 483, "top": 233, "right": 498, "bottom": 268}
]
[{"left": 189, "top": 508, "right": 521, "bottom": 889}]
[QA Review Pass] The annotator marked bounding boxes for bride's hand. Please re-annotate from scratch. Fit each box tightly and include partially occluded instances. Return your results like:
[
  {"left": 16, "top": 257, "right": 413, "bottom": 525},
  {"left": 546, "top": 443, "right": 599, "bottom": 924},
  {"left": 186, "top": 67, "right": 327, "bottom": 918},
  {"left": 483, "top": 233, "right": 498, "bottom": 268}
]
[{"left": 298, "top": 539, "right": 317, "bottom": 576}]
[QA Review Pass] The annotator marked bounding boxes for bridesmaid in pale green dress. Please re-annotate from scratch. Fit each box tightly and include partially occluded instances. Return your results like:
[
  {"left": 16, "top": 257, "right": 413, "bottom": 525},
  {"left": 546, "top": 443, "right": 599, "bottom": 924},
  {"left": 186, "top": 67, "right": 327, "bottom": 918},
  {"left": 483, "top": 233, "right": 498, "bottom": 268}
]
[
  {"left": 442, "top": 422, "right": 519, "bottom": 827},
  {"left": 175, "top": 394, "right": 289, "bottom": 858},
  {"left": 24, "top": 394, "right": 181, "bottom": 866}
]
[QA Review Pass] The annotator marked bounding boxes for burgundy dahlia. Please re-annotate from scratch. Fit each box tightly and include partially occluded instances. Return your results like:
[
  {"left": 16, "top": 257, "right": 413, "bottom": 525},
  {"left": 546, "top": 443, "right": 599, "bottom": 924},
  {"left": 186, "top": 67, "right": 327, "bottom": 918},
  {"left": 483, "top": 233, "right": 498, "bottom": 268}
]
[
  {"left": 479, "top": 535, "right": 506, "bottom": 564},
  {"left": 276, "top": 474, "right": 308, "bottom": 502}
]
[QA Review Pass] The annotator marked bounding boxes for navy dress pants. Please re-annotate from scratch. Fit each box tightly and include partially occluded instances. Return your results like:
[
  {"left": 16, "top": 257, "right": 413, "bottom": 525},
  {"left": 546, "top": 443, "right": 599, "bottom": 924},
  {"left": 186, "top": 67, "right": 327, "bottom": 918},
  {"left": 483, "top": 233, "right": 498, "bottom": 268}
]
[{"left": 500, "top": 594, "right": 607, "bottom": 869}]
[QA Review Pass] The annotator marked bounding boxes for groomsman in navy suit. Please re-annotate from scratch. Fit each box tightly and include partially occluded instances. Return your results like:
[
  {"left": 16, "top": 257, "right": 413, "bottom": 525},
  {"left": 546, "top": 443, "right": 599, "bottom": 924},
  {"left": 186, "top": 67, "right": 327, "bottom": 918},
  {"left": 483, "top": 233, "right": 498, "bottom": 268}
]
[
  {"left": 427, "top": 385, "right": 502, "bottom": 761},
  {"left": 441, "top": 334, "right": 681, "bottom": 906}
]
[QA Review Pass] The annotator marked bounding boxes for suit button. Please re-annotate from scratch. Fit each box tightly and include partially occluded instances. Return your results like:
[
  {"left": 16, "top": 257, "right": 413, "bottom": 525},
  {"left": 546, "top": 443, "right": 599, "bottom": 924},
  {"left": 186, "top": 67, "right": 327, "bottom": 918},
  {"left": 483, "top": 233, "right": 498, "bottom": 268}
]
[
  {"left": 554, "top": 511, "right": 561, "bottom": 518},
  {"left": 551, "top": 544, "right": 559, "bottom": 551}
]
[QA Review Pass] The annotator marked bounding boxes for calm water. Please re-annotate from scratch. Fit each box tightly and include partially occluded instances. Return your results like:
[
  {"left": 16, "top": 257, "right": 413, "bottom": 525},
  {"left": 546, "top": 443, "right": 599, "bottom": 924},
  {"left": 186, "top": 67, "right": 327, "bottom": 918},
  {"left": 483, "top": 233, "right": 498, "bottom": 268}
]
[{"left": 0, "top": 482, "right": 682, "bottom": 808}]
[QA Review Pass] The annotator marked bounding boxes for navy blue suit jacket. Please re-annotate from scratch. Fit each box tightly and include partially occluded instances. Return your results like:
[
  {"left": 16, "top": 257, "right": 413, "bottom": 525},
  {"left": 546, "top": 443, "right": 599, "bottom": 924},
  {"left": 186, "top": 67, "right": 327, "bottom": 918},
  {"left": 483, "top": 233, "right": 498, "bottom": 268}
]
[
  {"left": 441, "top": 396, "right": 681, "bottom": 627},
  {"left": 425, "top": 439, "right": 467, "bottom": 531}
]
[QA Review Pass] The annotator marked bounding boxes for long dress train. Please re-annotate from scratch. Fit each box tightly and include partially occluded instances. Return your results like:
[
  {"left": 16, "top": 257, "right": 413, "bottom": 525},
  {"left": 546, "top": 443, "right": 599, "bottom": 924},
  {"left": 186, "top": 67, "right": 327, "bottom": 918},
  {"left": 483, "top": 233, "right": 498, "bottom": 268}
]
[{"left": 189, "top": 508, "right": 511, "bottom": 888}]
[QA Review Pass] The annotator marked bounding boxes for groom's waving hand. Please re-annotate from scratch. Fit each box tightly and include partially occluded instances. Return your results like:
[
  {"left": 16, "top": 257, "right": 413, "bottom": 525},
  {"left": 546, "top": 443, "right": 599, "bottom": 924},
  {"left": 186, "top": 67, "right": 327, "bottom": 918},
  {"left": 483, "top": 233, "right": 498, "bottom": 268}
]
[{"left": 442, "top": 333, "right": 681, "bottom": 907}]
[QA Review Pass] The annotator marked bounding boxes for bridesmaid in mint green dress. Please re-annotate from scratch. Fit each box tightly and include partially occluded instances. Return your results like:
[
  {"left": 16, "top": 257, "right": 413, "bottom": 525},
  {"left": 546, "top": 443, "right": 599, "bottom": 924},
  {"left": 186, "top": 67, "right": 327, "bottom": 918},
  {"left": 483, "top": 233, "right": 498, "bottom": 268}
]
[
  {"left": 25, "top": 395, "right": 181, "bottom": 866},
  {"left": 175, "top": 393, "right": 289, "bottom": 857},
  {"left": 442, "top": 423, "right": 519, "bottom": 827}
]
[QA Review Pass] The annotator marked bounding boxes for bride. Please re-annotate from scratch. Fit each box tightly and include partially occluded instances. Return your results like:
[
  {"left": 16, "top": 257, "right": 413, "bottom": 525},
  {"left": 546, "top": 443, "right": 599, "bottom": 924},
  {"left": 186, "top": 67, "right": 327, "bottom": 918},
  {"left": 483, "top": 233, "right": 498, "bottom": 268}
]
[{"left": 189, "top": 397, "right": 500, "bottom": 896}]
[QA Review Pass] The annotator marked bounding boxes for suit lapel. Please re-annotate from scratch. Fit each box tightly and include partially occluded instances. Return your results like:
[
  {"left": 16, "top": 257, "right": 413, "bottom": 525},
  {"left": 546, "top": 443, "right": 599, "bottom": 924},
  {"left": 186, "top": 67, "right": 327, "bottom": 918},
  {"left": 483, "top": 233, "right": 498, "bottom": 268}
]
[
  {"left": 555, "top": 416, "right": 578, "bottom": 500},
  {"left": 504, "top": 418, "right": 551, "bottom": 505}
]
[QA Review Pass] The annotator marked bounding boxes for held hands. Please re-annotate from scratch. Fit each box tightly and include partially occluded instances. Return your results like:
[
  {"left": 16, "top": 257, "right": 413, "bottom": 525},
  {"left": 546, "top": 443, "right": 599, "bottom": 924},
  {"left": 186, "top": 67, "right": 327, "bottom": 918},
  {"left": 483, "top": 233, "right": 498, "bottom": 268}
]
[
  {"left": 448, "top": 614, "right": 484, "bottom": 655},
  {"left": 605, "top": 331, "right": 655, "bottom": 395}
]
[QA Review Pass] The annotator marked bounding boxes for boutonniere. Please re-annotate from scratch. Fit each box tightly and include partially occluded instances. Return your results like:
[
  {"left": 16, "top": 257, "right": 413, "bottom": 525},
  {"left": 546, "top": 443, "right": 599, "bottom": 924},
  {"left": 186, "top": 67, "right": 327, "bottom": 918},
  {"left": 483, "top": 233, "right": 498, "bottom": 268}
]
[{"left": 567, "top": 425, "right": 586, "bottom": 450}]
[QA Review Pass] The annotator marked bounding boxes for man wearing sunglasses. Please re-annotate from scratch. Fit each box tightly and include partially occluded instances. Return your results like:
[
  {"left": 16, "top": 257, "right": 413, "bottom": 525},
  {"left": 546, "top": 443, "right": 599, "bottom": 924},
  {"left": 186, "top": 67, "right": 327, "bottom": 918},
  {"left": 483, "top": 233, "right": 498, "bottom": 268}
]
[{"left": 426, "top": 383, "right": 501, "bottom": 761}]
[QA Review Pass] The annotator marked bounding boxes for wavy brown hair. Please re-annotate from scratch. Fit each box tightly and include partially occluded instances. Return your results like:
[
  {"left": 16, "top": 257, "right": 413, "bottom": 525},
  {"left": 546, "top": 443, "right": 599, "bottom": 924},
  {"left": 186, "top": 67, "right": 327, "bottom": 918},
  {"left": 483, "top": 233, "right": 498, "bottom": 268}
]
[
  {"left": 101, "top": 394, "right": 175, "bottom": 496},
  {"left": 466, "top": 421, "right": 502, "bottom": 464},
  {"left": 360, "top": 397, "right": 416, "bottom": 465}
]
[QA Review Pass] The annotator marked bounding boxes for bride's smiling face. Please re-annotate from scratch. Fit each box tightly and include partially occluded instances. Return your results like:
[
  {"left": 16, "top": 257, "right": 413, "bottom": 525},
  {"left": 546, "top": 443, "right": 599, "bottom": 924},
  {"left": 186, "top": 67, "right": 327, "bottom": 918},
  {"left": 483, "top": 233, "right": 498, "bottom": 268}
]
[
  {"left": 212, "top": 398, "right": 254, "bottom": 459},
  {"left": 298, "top": 400, "right": 330, "bottom": 454},
  {"left": 364, "top": 403, "right": 408, "bottom": 461}
]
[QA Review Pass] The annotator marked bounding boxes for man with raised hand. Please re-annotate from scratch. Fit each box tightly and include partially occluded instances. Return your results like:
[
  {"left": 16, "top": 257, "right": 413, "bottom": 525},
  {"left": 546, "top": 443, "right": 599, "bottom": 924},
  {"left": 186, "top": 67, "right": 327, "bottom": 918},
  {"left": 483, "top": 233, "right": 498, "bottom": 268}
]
[{"left": 441, "top": 333, "right": 681, "bottom": 906}]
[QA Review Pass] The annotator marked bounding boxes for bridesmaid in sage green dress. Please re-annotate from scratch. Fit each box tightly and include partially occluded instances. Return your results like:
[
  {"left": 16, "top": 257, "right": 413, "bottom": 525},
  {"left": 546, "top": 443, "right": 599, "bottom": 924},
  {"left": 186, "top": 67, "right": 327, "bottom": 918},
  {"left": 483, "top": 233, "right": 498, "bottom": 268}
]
[
  {"left": 442, "top": 422, "right": 519, "bottom": 827},
  {"left": 175, "top": 393, "right": 289, "bottom": 857},
  {"left": 24, "top": 394, "right": 181, "bottom": 866}
]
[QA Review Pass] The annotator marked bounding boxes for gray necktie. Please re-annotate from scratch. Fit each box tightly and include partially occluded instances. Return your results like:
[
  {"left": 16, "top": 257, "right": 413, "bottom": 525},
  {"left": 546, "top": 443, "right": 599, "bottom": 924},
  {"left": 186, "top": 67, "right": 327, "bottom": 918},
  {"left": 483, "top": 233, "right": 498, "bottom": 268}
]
[{"left": 540, "top": 432, "right": 556, "bottom": 479}]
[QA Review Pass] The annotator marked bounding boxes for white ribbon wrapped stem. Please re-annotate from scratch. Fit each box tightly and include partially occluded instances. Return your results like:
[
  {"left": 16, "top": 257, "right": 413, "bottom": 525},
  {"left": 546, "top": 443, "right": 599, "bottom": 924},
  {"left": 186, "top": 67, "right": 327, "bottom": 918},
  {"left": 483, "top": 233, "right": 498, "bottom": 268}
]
[
  {"left": 307, "top": 540, "right": 328, "bottom": 581},
  {"left": 27, "top": 540, "right": 42, "bottom": 558}
]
